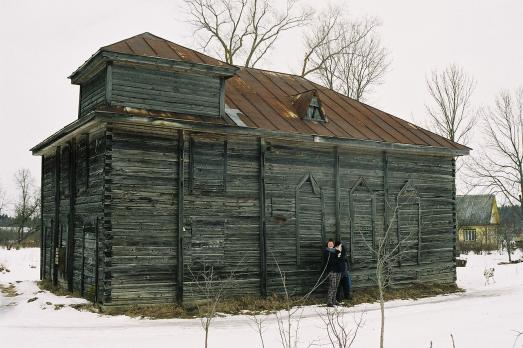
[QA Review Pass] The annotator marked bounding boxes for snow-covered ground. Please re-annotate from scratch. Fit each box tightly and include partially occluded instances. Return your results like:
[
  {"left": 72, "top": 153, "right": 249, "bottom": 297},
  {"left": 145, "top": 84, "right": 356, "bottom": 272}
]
[{"left": 1, "top": 248, "right": 522, "bottom": 348}]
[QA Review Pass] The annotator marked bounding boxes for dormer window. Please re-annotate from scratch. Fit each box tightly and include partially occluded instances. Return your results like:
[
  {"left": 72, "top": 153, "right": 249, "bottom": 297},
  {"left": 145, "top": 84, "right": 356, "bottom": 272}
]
[
  {"left": 292, "top": 89, "right": 326, "bottom": 122},
  {"left": 307, "top": 96, "right": 323, "bottom": 121}
]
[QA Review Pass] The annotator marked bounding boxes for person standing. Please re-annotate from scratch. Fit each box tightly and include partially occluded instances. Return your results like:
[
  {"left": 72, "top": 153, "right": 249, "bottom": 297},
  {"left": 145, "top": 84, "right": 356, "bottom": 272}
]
[
  {"left": 335, "top": 241, "right": 352, "bottom": 302},
  {"left": 324, "top": 239, "right": 343, "bottom": 307}
]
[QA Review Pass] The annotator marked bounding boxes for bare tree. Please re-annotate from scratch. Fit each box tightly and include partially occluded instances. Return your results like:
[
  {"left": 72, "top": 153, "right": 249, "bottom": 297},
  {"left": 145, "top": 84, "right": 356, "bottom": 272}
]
[
  {"left": 513, "top": 330, "right": 523, "bottom": 348},
  {"left": 249, "top": 312, "right": 268, "bottom": 348},
  {"left": 499, "top": 205, "right": 520, "bottom": 262},
  {"left": 184, "top": 0, "right": 312, "bottom": 67},
  {"left": 318, "top": 306, "right": 364, "bottom": 348},
  {"left": 273, "top": 256, "right": 306, "bottom": 348},
  {"left": 189, "top": 262, "right": 241, "bottom": 348},
  {"left": 467, "top": 88, "right": 523, "bottom": 213},
  {"left": 336, "top": 28, "right": 389, "bottom": 101},
  {"left": 301, "top": 10, "right": 389, "bottom": 101},
  {"left": 0, "top": 183, "right": 7, "bottom": 216},
  {"left": 355, "top": 189, "right": 420, "bottom": 348},
  {"left": 13, "top": 169, "right": 40, "bottom": 244},
  {"left": 425, "top": 65, "right": 476, "bottom": 145}
]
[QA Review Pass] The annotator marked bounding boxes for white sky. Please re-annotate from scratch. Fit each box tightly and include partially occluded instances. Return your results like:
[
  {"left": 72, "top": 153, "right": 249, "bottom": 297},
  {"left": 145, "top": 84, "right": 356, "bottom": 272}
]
[{"left": 1, "top": 0, "right": 522, "bottom": 212}]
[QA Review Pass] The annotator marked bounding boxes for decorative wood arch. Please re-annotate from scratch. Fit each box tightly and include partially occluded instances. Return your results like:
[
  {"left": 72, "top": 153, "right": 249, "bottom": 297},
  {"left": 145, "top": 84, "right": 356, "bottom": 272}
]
[
  {"left": 295, "top": 172, "right": 325, "bottom": 265},
  {"left": 396, "top": 180, "right": 422, "bottom": 266},
  {"left": 348, "top": 177, "right": 376, "bottom": 264}
]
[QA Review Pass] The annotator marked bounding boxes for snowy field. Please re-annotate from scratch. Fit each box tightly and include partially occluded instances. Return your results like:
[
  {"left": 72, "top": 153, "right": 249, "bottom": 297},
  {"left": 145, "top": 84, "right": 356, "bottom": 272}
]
[{"left": 1, "top": 248, "right": 522, "bottom": 348}]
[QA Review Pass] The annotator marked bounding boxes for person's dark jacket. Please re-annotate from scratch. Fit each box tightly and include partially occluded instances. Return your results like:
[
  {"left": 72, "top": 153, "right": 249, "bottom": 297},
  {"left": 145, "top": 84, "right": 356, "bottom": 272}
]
[
  {"left": 323, "top": 247, "right": 339, "bottom": 273},
  {"left": 338, "top": 247, "right": 348, "bottom": 274}
]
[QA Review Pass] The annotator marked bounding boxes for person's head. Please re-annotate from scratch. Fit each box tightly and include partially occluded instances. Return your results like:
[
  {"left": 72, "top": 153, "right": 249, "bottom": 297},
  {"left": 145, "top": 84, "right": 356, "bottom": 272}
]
[
  {"left": 327, "top": 239, "right": 334, "bottom": 248},
  {"left": 334, "top": 241, "right": 342, "bottom": 250}
]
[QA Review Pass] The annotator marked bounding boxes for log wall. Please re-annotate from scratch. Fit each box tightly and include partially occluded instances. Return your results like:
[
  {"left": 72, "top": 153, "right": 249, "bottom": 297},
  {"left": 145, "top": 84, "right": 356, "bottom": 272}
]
[
  {"left": 41, "top": 122, "right": 457, "bottom": 305},
  {"left": 41, "top": 128, "right": 106, "bottom": 301},
  {"left": 110, "top": 64, "right": 222, "bottom": 117},
  {"left": 102, "top": 124, "right": 456, "bottom": 304}
]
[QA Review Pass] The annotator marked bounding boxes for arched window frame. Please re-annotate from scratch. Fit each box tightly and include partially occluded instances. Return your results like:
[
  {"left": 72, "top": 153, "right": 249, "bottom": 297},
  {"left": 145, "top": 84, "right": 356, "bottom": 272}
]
[
  {"left": 348, "top": 177, "right": 376, "bottom": 264},
  {"left": 396, "top": 180, "right": 422, "bottom": 266},
  {"left": 295, "top": 172, "right": 325, "bottom": 265}
]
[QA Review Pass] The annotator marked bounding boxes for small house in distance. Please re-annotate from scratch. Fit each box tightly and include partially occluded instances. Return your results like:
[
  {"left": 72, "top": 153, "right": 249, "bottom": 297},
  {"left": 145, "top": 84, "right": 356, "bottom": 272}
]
[
  {"left": 31, "top": 33, "right": 469, "bottom": 306},
  {"left": 456, "top": 195, "right": 500, "bottom": 252}
]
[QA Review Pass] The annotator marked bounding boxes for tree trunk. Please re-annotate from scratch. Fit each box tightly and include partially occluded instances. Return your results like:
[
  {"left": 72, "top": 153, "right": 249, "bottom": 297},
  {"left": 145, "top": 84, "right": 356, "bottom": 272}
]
[{"left": 377, "top": 262, "right": 385, "bottom": 348}]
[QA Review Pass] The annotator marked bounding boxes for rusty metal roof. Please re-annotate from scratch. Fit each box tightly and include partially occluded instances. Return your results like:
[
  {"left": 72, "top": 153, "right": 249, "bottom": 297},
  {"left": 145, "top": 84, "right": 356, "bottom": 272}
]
[
  {"left": 74, "top": 33, "right": 468, "bottom": 152},
  {"left": 225, "top": 68, "right": 469, "bottom": 151},
  {"left": 102, "top": 32, "right": 233, "bottom": 68}
]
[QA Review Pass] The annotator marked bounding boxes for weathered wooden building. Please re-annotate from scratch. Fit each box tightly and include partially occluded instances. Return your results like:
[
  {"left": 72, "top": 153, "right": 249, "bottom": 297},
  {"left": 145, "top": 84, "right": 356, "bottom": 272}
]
[{"left": 32, "top": 33, "right": 469, "bottom": 306}]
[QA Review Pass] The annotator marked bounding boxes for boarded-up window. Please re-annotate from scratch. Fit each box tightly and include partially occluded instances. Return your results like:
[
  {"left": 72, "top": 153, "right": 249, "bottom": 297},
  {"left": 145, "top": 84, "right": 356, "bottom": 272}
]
[
  {"left": 190, "top": 218, "right": 226, "bottom": 269},
  {"left": 190, "top": 136, "right": 227, "bottom": 193}
]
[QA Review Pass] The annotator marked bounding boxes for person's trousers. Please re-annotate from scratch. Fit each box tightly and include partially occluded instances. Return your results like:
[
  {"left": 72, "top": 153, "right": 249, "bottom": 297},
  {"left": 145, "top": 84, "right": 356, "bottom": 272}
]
[
  {"left": 337, "top": 272, "right": 352, "bottom": 301},
  {"left": 327, "top": 272, "right": 342, "bottom": 305}
]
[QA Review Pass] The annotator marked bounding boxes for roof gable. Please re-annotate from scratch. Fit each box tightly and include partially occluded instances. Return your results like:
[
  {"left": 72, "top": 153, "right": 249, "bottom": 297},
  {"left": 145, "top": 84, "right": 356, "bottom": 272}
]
[{"left": 102, "top": 32, "right": 233, "bottom": 68}]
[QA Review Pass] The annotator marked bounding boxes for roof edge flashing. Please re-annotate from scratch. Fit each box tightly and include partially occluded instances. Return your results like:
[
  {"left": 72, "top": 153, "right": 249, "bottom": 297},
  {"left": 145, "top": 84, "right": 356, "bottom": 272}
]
[{"left": 70, "top": 50, "right": 239, "bottom": 85}]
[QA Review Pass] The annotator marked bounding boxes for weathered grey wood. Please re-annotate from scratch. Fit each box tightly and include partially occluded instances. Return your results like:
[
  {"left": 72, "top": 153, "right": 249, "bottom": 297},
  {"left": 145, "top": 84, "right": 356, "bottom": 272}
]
[
  {"left": 67, "top": 138, "right": 77, "bottom": 292},
  {"left": 81, "top": 224, "right": 86, "bottom": 296},
  {"left": 224, "top": 139, "right": 228, "bottom": 192},
  {"left": 111, "top": 65, "right": 222, "bottom": 117},
  {"left": 177, "top": 129, "right": 185, "bottom": 303},
  {"left": 53, "top": 146, "right": 61, "bottom": 286},
  {"left": 40, "top": 157, "right": 44, "bottom": 280},
  {"left": 259, "top": 138, "right": 267, "bottom": 297},
  {"left": 334, "top": 147, "right": 340, "bottom": 241},
  {"left": 36, "top": 104, "right": 459, "bottom": 305},
  {"left": 94, "top": 217, "right": 99, "bottom": 304},
  {"left": 32, "top": 111, "right": 469, "bottom": 157},
  {"left": 41, "top": 226, "right": 46, "bottom": 280},
  {"left": 106, "top": 63, "right": 112, "bottom": 105},
  {"left": 79, "top": 70, "right": 106, "bottom": 117},
  {"left": 418, "top": 201, "right": 422, "bottom": 265},
  {"left": 102, "top": 127, "right": 113, "bottom": 303}
]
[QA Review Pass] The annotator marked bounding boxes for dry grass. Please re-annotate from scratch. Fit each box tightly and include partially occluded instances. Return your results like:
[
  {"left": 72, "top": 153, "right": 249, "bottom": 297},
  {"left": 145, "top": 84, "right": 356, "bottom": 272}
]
[
  {"left": 37, "top": 280, "right": 82, "bottom": 298},
  {"left": 102, "top": 304, "right": 190, "bottom": 319},
  {"left": 348, "top": 283, "right": 462, "bottom": 306},
  {"left": 37, "top": 281, "right": 462, "bottom": 319}
]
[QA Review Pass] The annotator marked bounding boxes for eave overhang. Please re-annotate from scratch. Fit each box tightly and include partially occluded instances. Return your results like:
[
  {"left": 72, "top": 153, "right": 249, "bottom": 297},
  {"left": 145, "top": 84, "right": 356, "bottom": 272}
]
[
  {"left": 69, "top": 50, "right": 240, "bottom": 85},
  {"left": 31, "top": 111, "right": 471, "bottom": 157}
]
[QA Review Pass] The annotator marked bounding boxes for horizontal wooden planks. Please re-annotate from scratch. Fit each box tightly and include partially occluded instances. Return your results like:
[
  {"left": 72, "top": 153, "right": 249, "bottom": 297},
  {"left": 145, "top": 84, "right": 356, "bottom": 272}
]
[{"left": 111, "top": 65, "right": 221, "bottom": 117}]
